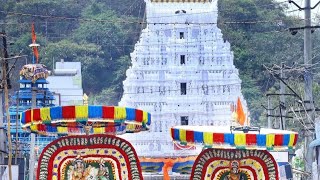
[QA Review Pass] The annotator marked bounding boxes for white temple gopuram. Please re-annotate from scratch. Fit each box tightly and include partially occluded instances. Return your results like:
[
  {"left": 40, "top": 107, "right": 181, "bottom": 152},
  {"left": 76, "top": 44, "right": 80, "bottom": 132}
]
[{"left": 119, "top": 0, "right": 247, "bottom": 157}]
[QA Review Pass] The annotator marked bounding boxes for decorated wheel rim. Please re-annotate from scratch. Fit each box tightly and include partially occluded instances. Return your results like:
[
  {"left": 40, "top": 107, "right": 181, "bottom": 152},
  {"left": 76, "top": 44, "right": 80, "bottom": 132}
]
[
  {"left": 20, "top": 105, "right": 151, "bottom": 136},
  {"left": 170, "top": 126, "right": 298, "bottom": 150}
]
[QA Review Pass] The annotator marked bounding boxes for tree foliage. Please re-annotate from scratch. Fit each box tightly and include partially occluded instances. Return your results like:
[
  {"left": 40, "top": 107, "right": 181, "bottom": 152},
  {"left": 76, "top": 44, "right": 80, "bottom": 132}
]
[
  {"left": 1, "top": 0, "right": 319, "bottom": 129},
  {"left": 218, "top": 0, "right": 307, "bottom": 126}
]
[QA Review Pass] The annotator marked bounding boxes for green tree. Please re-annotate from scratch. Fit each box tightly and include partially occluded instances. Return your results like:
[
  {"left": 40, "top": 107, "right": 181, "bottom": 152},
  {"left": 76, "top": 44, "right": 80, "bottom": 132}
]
[{"left": 218, "top": 0, "right": 304, "bottom": 125}]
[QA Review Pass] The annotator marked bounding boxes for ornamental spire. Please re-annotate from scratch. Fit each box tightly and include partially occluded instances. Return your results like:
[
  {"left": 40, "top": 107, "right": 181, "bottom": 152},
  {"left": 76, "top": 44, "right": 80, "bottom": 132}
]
[{"left": 29, "top": 23, "right": 40, "bottom": 64}]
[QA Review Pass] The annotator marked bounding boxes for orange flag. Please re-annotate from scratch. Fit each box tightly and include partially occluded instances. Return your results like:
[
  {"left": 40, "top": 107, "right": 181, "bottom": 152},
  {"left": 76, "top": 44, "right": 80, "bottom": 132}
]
[
  {"left": 31, "top": 23, "right": 39, "bottom": 63},
  {"left": 236, "top": 97, "right": 246, "bottom": 125}
]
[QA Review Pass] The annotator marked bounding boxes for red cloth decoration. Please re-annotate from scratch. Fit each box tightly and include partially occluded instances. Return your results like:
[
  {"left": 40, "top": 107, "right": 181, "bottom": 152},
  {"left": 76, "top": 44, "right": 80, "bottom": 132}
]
[
  {"left": 246, "top": 134, "right": 257, "bottom": 145},
  {"left": 37, "top": 124, "right": 46, "bottom": 132},
  {"left": 213, "top": 133, "right": 225, "bottom": 143},
  {"left": 67, "top": 122, "right": 77, "bottom": 127},
  {"left": 105, "top": 126, "right": 116, "bottom": 133},
  {"left": 102, "top": 106, "right": 114, "bottom": 119},
  {"left": 62, "top": 106, "right": 75, "bottom": 119},
  {"left": 33, "top": 109, "right": 41, "bottom": 122},
  {"left": 25, "top": 110, "right": 32, "bottom": 123},
  {"left": 68, "top": 127, "right": 80, "bottom": 134},
  {"left": 171, "top": 128, "right": 174, "bottom": 139},
  {"left": 186, "top": 130, "right": 194, "bottom": 142},
  {"left": 274, "top": 134, "right": 284, "bottom": 146},
  {"left": 293, "top": 134, "right": 298, "bottom": 146},
  {"left": 135, "top": 109, "right": 143, "bottom": 122}
]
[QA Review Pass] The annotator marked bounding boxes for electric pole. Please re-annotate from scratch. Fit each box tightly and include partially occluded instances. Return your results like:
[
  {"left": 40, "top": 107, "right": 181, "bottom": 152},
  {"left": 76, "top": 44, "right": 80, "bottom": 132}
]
[
  {"left": 1, "top": 32, "right": 13, "bottom": 180},
  {"left": 267, "top": 95, "right": 272, "bottom": 128},
  {"left": 28, "top": 86, "right": 36, "bottom": 180},
  {"left": 0, "top": 35, "right": 4, "bottom": 164},
  {"left": 0, "top": 89, "right": 3, "bottom": 165},
  {"left": 1, "top": 31, "right": 28, "bottom": 180},
  {"left": 280, "top": 63, "right": 286, "bottom": 130},
  {"left": 15, "top": 92, "right": 19, "bottom": 164},
  {"left": 288, "top": 0, "right": 320, "bottom": 178},
  {"left": 303, "top": 0, "right": 314, "bottom": 177},
  {"left": 264, "top": 64, "right": 298, "bottom": 130}
]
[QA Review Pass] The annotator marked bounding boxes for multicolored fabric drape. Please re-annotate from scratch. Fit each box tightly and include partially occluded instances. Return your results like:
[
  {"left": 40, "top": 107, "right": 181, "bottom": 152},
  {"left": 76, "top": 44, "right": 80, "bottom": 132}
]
[
  {"left": 170, "top": 127, "right": 298, "bottom": 150},
  {"left": 20, "top": 105, "right": 151, "bottom": 136}
]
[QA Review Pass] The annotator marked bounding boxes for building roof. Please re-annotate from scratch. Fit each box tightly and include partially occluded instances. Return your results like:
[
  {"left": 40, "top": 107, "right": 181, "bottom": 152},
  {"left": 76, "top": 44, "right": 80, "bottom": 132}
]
[{"left": 150, "top": 0, "right": 212, "bottom": 3}]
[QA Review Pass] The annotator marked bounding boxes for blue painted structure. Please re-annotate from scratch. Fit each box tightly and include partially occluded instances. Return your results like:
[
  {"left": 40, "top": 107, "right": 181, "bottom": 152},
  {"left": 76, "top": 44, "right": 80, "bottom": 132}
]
[{"left": 4, "top": 78, "right": 57, "bottom": 154}]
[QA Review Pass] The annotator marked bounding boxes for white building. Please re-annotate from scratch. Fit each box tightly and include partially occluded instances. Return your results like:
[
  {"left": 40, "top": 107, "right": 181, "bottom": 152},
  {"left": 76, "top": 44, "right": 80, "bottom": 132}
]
[
  {"left": 47, "top": 60, "right": 84, "bottom": 106},
  {"left": 119, "top": 0, "right": 247, "bottom": 157}
]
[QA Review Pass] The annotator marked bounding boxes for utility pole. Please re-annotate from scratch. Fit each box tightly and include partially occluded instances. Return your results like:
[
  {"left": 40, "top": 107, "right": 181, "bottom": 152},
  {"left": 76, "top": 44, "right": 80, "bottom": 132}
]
[
  {"left": 280, "top": 63, "right": 286, "bottom": 130},
  {"left": 28, "top": 86, "right": 36, "bottom": 180},
  {"left": 288, "top": 0, "right": 320, "bottom": 178},
  {"left": 15, "top": 92, "right": 19, "bottom": 164},
  {"left": 264, "top": 64, "right": 298, "bottom": 130},
  {"left": 0, "top": 89, "right": 3, "bottom": 164},
  {"left": 1, "top": 31, "right": 27, "bottom": 180},
  {"left": 0, "top": 32, "right": 4, "bottom": 164},
  {"left": 28, "top": 23, "right": 40, "bottom": 180},
  {"left": 303, "top": 0, "right": 314, "bottom": 177},
  {"left": 1, "top": 32, "right": 13, "bottom": 180},
  {"left": 267, "top": 96, "right": 272, "bottom": 128}
]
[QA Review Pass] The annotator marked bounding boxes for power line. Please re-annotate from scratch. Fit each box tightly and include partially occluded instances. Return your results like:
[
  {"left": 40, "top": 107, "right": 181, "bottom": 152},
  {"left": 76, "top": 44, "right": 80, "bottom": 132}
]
[
  {"left": 0, "top": 10, "right": 308, "bottom": 25},
  {"left": 1, "top": 0, "right": 289, "bottom": 24}
]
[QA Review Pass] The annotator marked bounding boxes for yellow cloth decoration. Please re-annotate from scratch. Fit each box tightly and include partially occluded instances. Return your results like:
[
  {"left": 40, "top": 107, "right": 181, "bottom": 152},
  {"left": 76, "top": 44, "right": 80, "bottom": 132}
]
[
  {"left": 288, "top": 134, "right": 295, "bottom": 147},
  {"left": 266, "top": 134, "right": 275, "bottom": 147},
  {"left": 75, "top": 105, "right": 88, "bottom": 119},
  {"left": 93, "top": 127, "right": 104, "bottom": 134},
  {"left": 203, "top": 132, "right": 213, "bottom": 145},
  {"left": 40, "top": 107, "right": 51, "bottom": 121},
  {"left": 179, "top": 129, "right": 187, "bottom": 142},
  {"left": 30, "top": 124, "right": 37, "bottom": 131},
  {"left": 57, "top": 127, "right": 68, "bottom": 133},
  {"left": 234, "top": 134, "right": 246, "bottom": 146},
  {"left": 114, "top": 107, "right": 126, "bottom": 119},
  {"left": 126, "top": 124, "right": 136, "bottom": 131},
  {"left": 143, "top": 111, "right": 148, "bottom": 123}
]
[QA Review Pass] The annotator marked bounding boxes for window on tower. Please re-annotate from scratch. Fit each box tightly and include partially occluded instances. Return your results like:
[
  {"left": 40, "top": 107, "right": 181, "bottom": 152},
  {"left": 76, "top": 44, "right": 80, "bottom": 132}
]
[
  {"left": 180, "top": 55, "right": 185, "bottom": 65},
  {"left": 181, "top": 83, "right": 187, "bottom": 95},
  {"left": 180, "top": 32, "right": 184, "bottom": 39},
  {"left": 181, "top": 116, "right": 189, "bottom": 125}
]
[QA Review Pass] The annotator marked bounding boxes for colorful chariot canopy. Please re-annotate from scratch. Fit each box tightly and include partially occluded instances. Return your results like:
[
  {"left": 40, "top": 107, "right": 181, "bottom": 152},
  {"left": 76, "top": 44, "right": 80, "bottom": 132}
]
[
  {"left": 20, "top": 105, "right": 151, "bottom": 136},
  {"left": 171, "top": 126, "right": 298, "bottom": 150},
  {"left": 20, "top": 64, "right": 49, "bottom": 82}
]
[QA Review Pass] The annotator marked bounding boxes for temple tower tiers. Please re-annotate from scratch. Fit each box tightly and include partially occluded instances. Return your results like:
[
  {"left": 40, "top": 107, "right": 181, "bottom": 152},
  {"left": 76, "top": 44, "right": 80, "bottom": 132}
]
[{"left": 119, "top": 0, "right": 247, "bottom": 157}]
